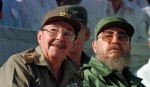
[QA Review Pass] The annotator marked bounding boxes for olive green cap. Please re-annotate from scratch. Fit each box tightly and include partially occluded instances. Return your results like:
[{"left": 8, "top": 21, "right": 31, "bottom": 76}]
[
  {"left": 39, "top": 5, "right": 81, "bottom": 36},
  {"left": 65, "top": 5, "right": 88, "bottom": 25},
  {"left": 94, "top": 16, "right": 134, "bottom": 39}
]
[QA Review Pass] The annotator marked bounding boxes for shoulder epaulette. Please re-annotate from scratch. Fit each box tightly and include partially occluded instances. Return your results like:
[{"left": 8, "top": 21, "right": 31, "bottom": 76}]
[{"left": 21, "top": 53, "right": 35, "bottom": 63}]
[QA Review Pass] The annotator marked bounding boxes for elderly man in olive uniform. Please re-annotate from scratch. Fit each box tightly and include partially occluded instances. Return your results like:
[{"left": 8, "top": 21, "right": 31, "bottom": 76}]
[
  {"left": 82, "top": 17, "right": 145, "bottom": 86},
  {"left": 0, "top": 5, "right": 83, "bottom": 87}
]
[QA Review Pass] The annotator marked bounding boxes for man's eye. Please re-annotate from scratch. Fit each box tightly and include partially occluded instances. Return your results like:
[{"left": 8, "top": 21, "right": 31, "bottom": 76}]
[
  {"left": 50, "top": 29, "right": 58, "bottom": 32},
  {"left": 64, "top": 32, "right": 72, "bottom": 36},
  {"left": 118, "top": 34, "right": 128, "bottom": 38},
  {"left": 105, "top": 34, "right": 112, "bottom": 37},
  {"left": 119, "top": 35, "right": 125, "bottom": 38}
]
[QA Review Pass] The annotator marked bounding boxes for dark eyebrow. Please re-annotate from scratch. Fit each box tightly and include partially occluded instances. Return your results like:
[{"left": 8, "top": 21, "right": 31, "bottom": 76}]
[
  {"left": 65, "top": 28, "right": 74, "bottom": 32},
  {"left": 103, "top": 30, "right": 114, "bottom": 34},
  {"left": 118, "top": 31, "right": 128, "bottom": 35},
  {"left": 104, "top": 30, "right": 127, "bottom": 34}
]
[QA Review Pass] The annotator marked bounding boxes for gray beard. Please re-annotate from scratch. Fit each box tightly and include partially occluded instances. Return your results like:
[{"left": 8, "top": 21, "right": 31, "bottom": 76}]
[{"left": 102, "top": 55, "right": 130, "bottom": 72}]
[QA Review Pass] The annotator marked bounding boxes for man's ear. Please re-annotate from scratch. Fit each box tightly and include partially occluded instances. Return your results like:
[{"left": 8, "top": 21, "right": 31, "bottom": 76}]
[
  {"left": 85, "top": 28, "right": 90, "bottom": 41},
  {"left": 92, "top": 40, "right": 97, "bottom": 53},
  {"left": 37, "top": 30, "right": 42, "bottom": 44}
]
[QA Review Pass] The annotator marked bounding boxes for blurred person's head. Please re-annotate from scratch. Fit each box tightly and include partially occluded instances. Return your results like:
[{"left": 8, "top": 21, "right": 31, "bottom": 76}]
[
  {"left": 65, "top": 5, "right": 90, "bottom": 66},
  {"left": 67, "top": 5, "right": 90, "bottom": 53},
  {"left": 92, "top": 17, "right": 134, "bottom": 72}
]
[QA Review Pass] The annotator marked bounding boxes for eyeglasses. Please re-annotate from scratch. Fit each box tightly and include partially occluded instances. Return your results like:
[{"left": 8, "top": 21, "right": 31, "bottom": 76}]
[
  {"left": 97, "top": 31, "right": 130, "bottom": 43},
  {"left": 41, "top": 28, "right": 76, "bottom": 41}
]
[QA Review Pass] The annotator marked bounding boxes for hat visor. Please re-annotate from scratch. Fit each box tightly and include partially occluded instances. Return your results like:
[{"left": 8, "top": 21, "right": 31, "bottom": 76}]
[
  {"left": 42, "top": 16, "right": 81, "bottom": 35},
  {"left": 99, "top": 21, "right": 134, "bottom": 37}
]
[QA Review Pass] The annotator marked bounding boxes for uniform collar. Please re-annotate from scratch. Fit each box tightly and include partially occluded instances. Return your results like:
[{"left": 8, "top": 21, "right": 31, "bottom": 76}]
[
  {"left": 91, "top": 56, "right": 113, "bottom": 76},
  {"left": 21, "top": 46, "right": 48, "bottom": 66},
  {"left": 82, "top": 56, "right": 112, "bottom": 76},
  {"left": 35, "top": 46, "right": 82, "bottom": 76},
  {"left": 87, "top": 57, "right": 143, "bottom": 85},
  {"left": 34, "top": 46, "right": 49, "bottom": 66},
  {"left": 35, "top": 46, "right": 83, "bottom": 79}
]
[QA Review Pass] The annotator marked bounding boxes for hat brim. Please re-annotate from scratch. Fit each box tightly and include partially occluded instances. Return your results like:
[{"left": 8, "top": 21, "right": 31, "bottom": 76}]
[
  {"left": 99, "top": 21, "right": 134, "bottom": 37},
  {"left": 41, "top": 16, "right": 81, "bottom": 36}
]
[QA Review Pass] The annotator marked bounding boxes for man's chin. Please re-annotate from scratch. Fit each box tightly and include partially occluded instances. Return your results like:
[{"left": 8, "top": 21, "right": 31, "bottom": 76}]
[
  {"left": 108, "top": 54, "right": 122, "bottom": 58},
  {"left": 105, "top": 56, "right": 130, "bottom": 72}
]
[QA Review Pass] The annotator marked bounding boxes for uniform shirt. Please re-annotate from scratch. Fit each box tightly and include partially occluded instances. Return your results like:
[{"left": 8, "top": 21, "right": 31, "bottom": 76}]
[
  {"left": 79, "top": 0, "right": 148, "bottom": 44},
  {"left": 137, "top": 58, "right": 150, "bottom": 87},
  {"left": 82, "top": 56, "right": 145, "bottom": 87},
  {"left": 0, "top": 46, "right": 83, "bottom": 87}
]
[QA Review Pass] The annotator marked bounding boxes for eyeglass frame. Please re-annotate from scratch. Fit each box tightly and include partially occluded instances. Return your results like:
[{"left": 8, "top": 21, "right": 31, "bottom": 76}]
[
  {"left": 97, "top": 31, "right": 130, "bottom": 43},
  {"left": 41, "top": 25, "right": 76, "bottom": 41}
]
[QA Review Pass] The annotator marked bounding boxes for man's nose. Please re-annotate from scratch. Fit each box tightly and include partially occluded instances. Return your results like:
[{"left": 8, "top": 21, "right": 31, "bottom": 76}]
[
  {"left": 111, "top": 36, "right": 120, "bottom": 43},
  {"left": 55, "top": 33, "right": 65, "bottom": 41}
]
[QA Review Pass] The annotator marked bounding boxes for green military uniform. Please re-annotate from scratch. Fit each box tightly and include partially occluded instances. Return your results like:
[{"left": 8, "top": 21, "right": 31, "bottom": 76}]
[
  {"left": 0, "top": 46, "right": 83, "bottom": 87},
  {"left": 82, "top": 56, "right": 145, "bottom": 87}
]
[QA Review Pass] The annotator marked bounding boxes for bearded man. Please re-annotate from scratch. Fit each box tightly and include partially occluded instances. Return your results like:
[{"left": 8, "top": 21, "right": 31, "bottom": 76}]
[{"left": 82, "top": 16, "right": 145, "bottom": 87}]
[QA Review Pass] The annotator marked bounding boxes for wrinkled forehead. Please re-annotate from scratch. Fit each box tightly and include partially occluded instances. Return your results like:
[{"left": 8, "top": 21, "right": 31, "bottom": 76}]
[{"left": 43, "top": 21, "right": 75, "bottom": 32}]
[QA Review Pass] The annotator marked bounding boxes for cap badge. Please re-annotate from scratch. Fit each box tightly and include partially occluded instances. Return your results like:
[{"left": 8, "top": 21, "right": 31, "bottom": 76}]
[{"left": 59, "top": 12, "right": 71, "bottom": 18}]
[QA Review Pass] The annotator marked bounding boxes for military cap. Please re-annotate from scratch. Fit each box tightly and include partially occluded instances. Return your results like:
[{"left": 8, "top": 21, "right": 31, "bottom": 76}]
[
  {"left": 65, "top": 5, "right": 88, "bottom": 25},
  {"left": 39, "top": 5, "right": 81, "bottom": 36},
  {"left": 94, "top": 16, "right": 134, "bottom": 39}
]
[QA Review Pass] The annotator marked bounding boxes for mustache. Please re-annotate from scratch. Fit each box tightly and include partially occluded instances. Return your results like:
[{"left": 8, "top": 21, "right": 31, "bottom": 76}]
[
  {"left": 51, "top": 41, "right": 65, "bottom": 49},
  {"left": 107, "top": 44, "right": 122, "bottom": 51}
]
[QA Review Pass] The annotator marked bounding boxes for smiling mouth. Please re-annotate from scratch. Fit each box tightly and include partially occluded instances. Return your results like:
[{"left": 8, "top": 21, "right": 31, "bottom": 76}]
[{"left": 51, "top": 41, "right": 65, "bottom": 49}]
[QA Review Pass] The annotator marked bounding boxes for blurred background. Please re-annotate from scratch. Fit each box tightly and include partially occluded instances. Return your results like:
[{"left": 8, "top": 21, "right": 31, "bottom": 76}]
[{"left": 0, "top": 0, "right": 150, "bottom": 74}]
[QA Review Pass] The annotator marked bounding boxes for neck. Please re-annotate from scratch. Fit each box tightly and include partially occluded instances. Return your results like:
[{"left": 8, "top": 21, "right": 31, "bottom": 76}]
[{"left": 68, "top": 50, "right": 82, "bottom": 66}]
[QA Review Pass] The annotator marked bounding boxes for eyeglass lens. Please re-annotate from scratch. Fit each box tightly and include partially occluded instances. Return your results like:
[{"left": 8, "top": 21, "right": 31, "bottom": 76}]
[
  {"left": 42, "top": 27, "right": 75, "bottom": 41},
  {"left": 98, "top": 31, "right": 129, "bottom": 43}
]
